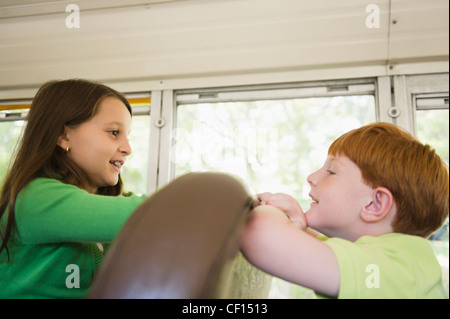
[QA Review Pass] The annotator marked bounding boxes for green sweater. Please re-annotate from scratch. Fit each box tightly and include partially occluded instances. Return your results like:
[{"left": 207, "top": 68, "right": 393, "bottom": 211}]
[{"left": 0, "top": 177, "right": 146, "bottom": 298}]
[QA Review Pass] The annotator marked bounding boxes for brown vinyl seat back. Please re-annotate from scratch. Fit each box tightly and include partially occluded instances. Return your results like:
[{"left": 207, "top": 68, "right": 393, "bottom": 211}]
[{"left": 88, "top": 172, "right": 272, "bottom": 299}]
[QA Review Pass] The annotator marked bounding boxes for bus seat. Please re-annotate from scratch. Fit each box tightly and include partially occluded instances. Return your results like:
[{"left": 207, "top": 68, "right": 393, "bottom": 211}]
[{"left": 88, "top": 172, "right": 272, "bottom": 299}]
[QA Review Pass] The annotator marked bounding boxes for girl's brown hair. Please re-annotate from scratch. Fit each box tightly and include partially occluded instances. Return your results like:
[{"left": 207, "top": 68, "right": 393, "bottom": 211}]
[
  {"left": 328, "top": 122, "right": 449, "bottom": 238},
  {"left": 0, "top": 79, "right": 132, "bottom": 258}
]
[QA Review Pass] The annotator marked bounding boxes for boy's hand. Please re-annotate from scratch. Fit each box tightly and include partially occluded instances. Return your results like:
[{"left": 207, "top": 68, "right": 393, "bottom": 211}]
[{"left": 256, "top": 192, "right": 307, "bottom": 231}]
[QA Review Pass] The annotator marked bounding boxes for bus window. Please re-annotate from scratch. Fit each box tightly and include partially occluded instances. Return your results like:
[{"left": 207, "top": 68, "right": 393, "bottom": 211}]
[
  {"left": 120, "top": 114, "right": 150, "bottom": 196},
  {"left": 174, "top": 81, "right": 377, "bottom": 298},
  {"left": 0, "top": 96, "right": 151, "bottom": 196},
  {"left": 174, "top": 82, "right": 376, "bottom": 211},
  {"left": 0, "top": 114, "right": 26, "bottom": 186},
  {"left": 120, "top": 96, "right": 151, "bottom": 196},
  {"left": 415, "top": 95, "right": 449, "bottom": 297},
  {"left": 416, "top": 109, "right": 449, "bottom": 165}
]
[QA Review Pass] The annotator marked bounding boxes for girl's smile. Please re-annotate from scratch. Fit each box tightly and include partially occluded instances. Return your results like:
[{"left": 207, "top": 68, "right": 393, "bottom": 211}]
[{"left": 59, "top": 97, "right": 132, "bottom": 193}]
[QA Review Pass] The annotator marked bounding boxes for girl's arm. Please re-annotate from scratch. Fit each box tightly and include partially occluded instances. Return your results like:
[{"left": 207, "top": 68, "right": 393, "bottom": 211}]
[
  {"left": 241, "top": 204, "right": 340, "bottom": 297},
  {"left": 15, "top": 178, "right": 146, "bottom": 244}
]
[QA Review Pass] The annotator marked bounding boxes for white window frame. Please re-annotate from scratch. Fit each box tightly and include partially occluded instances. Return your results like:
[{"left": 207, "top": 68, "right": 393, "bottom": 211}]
[
  {"left": 151, "top": 78, "right": 380, "bottom": 191},
  {"left": 1, "top": 74, "right": 448, "bottom": 194},
  {"left": 148, "top": 74, "right": 449, "bottom": 192},
  {"left": 392, "top": 73, "right": 449, "bottom": 136}
]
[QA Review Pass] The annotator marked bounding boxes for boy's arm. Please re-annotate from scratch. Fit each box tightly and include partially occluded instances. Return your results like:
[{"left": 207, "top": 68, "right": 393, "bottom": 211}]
[
  {"left": 306, "top": 227, "right": 322, "bottom": 238},
  {"left": 241, "top": 205, "right": 340, "bottom": 297}
]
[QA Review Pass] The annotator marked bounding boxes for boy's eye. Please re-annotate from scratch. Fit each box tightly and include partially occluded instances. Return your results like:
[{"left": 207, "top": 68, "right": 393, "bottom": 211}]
[
  {"left": 109, "top": 130, "right": 119, "bottom": 137},
  {"left": 326, "top": 169, "right": 336, "bottom": 175}
]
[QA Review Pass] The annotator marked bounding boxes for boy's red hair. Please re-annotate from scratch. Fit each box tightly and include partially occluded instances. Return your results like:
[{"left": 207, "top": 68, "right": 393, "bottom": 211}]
[{"left": 328, "top": 122, "right": 449, "bottom": 238}]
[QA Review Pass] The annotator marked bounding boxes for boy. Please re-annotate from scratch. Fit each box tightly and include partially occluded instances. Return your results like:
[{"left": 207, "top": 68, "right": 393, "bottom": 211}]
[{"left": 241, "top": 122, "right": 448, "bottom": 298}]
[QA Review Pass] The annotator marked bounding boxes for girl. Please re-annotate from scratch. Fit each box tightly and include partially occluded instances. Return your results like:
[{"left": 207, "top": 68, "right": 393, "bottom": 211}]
[{"left": 0, "top": 79, "right": 147, "bottom": 298}]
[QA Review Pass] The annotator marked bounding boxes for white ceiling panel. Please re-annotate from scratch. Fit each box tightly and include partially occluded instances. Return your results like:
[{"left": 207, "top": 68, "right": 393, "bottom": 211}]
[{"left": 0, "top": 0, "right": 447, "bottom": 89}]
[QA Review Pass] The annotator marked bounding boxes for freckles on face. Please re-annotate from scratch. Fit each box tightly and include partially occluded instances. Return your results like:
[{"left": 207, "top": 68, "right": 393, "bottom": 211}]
[
  {"left": 65, "top": 97, "right": 132, "bottom": 192},
  {"left": 304, "top": 155, "right": 373, "bottom": 237}
]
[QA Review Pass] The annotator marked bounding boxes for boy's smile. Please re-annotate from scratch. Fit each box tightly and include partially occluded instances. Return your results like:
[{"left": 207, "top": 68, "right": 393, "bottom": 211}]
[{"left": 305, "top": 154, "right": 375, "bottom": 241}]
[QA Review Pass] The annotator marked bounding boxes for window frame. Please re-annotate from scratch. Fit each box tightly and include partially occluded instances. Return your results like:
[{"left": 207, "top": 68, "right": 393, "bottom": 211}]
[{"left": 1, "top": 74, "right": 448, "bottom": 193}]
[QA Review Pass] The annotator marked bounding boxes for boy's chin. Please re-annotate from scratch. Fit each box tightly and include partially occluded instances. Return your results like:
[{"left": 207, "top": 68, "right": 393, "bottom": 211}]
[
  {"left": 304, "top": 211, "right": 321, "bottom": 231},
  {"left": 304, "top": 210, "right": 314, "bottom": 223}
]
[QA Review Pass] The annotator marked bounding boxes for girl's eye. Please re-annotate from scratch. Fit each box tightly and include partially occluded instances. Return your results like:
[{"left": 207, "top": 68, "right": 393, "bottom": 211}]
[
  {"left": 109, "top": 130, "right": 119, "bottom": 137},
  {"left": 326, "top": 169, "right": 336, "bottom": 175}
]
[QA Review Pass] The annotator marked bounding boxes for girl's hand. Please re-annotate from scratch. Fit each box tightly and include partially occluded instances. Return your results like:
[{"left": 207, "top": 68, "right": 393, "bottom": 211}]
[{"left": 256, "top": 192, "right": 307, "bottom": 231}]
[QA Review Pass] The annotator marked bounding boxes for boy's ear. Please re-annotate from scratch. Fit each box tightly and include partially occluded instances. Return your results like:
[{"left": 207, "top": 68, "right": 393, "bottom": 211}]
[
  {"left": 57, "top": 126, "right": 70, "bottom": 150},
  {"left": 361, "top": 187, "right": 394, "bottom": 223}
]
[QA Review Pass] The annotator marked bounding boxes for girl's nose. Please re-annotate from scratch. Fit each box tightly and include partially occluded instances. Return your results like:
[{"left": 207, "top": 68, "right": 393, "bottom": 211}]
[{"left": 120, "top": 138, "right": 132, "bottom": 156}]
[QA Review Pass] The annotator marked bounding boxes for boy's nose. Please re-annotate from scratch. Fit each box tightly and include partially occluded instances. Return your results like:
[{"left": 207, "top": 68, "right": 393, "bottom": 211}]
[{"left": 307, "top": 170, "right": 319, "bottom": 187}]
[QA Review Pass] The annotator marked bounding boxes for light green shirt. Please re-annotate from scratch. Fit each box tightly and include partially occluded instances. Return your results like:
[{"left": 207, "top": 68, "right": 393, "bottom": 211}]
[
  {"left": 0, "top": 177, "right": 146, "bottom": 298},
  {"left": 322, "top": 233, "right": 446, "bottom": 298}
]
